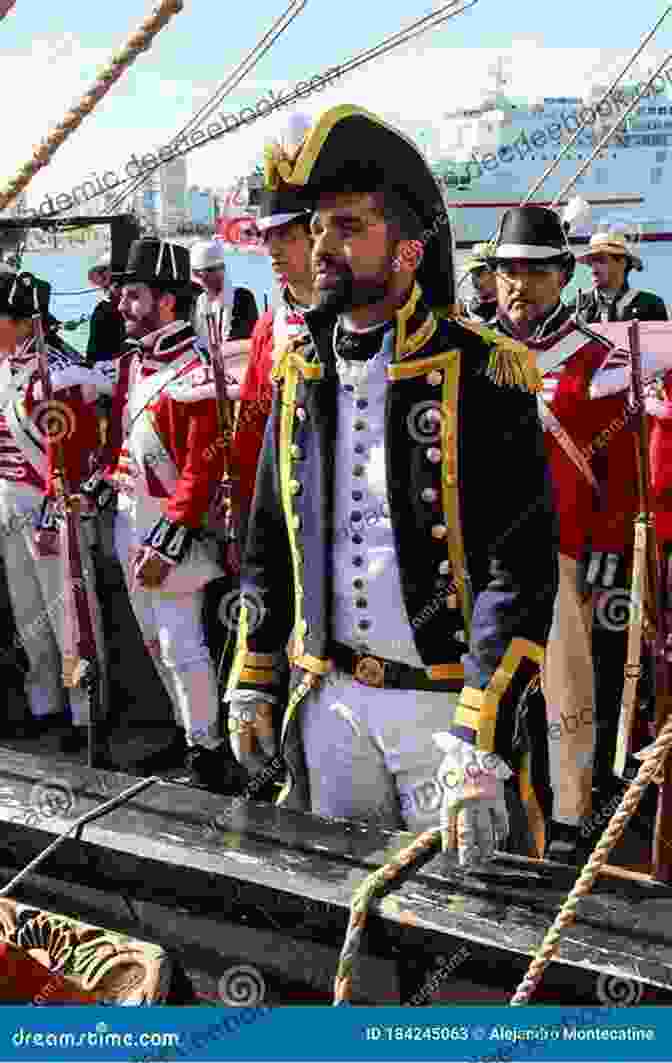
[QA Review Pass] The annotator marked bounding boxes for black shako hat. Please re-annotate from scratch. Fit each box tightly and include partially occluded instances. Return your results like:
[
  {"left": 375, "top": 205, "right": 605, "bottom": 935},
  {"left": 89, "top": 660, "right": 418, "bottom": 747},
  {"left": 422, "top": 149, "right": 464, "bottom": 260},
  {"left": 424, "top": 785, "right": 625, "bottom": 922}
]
[
  {"left": 0, "top": 271, "right": 52, "bottom": 320},
  {"left": 488, "top": 206, "right": 574, "bottom": 264},
  {"left": 113, "top": 238, "right": 200, "bottom": 296},
  {"left": 264, "top": 105, "right": 455, "bottom": 312}
]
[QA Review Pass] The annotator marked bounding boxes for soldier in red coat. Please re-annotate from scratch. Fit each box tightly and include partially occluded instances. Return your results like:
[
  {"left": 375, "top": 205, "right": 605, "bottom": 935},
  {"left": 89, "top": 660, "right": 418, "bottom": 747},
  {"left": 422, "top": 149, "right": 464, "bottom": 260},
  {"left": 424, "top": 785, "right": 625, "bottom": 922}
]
[
  {"left": 80, "top": 239, "right": 246, "bottom": 792},
  {"left": 487, "top": 207, "right": 640, "bottom": 862},
  {"left": 0, "top": 271, "right": 108, "bottom": 755},
  {"left": 232, "top": 125, "right": 314, "bottom": 551}
]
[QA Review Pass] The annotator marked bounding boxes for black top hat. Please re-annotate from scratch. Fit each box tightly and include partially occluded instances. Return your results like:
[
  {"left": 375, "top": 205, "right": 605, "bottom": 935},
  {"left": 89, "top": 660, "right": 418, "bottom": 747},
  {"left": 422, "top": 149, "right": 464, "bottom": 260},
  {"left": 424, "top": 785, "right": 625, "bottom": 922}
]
[
  {"left": 488, "top": 206, "right": 572, "bottom": 262},
  {"left": 265, "top": 105, "right": 454, "bottom": 312},
  {"left": 0, "top": 271, "right": 52, "bottom": 320},
  {"left": 113, "top": 238, "right": 199, "bottom": 295},
  {"left": 255, "top": 184, "right": 310, "bottom": 234}
]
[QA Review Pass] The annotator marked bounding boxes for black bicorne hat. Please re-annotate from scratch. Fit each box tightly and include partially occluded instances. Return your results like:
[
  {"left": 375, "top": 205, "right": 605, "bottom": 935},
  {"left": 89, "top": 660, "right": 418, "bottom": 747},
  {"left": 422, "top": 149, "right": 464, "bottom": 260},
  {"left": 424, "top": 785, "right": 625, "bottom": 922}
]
[
  {"left": 488, "top": 206, "right": 573, "bottom": 263},
  {"left": 113, "top": 238, "right": 200, "bottom": 296},
  {"left": 265, "top": 105, "right": 455, "bottom": 313},
  {"left": 256, "top": 184, "right": 310, "bottom": 234},
  {"left": 0, "top": 271, "right": 51, "bottom": 320}
]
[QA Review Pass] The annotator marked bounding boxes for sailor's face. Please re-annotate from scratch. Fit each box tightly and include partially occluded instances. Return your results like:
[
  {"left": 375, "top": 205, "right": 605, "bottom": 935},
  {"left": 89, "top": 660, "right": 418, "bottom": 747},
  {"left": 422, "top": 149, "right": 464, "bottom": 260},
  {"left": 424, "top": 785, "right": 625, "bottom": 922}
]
[
  {"left": 494, "top": 260, "right": 565, "bottom": 329},
  {"left": 473, "top": 267, "right": 496, "bottom": 300},
  {"left": 0, "top": 315, "right": 21, "bottom": 354},
  {"left": 192, "top": 266, "right": 224, "bottom": 295},
  {"left": 310, "top": 192, "right": 396, "bottom": 312},
  {"left": 587, "top": 252, "right": 626, "bottom": 292},
  {"left": 118, "top": 283, "right": 162, "bottom": 338},
  {"left": 263, "top": 222, "right": 312, "bottom": 288}
]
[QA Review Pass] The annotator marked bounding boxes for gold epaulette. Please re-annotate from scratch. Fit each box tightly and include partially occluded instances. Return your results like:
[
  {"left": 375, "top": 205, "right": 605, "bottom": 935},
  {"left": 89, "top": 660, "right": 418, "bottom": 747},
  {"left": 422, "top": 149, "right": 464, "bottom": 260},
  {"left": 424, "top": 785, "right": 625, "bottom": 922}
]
[
  {"left": 458, "top": 318, "right": 542, "bottom": 394},
  {"left": 271, "top": 333, "right": 313, "bottom": 383}
]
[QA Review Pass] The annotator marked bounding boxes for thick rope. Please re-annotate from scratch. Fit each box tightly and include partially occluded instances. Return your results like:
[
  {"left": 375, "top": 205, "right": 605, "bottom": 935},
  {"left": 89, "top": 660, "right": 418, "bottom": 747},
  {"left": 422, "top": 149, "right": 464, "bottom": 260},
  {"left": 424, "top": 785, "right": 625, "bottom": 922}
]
[
  {"left": 0, "top": 0, "right": 184, "bottom": 213},
  {"left": 509, "top": 713, "right": 672, "bottom": 1005},
  {"left": 332, "top": 715, "right": 672, "bottom": 1006},
  {"left": 333, "top": 829, "right": 442, "bottom": 1005}
]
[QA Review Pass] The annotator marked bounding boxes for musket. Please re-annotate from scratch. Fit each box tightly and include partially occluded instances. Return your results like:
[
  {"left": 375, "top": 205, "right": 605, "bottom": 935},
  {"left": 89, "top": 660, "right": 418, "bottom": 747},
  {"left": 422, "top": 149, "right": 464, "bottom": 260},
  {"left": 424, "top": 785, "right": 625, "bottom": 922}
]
[
  {"left": 613, "top": 318, "right": 657, "bottom": 780},
  {"left": 204, "top": 302, "right": 239, "bottom": 557},
  {"left": 31, "top": 289, "right": 107, "bottom": 769}
]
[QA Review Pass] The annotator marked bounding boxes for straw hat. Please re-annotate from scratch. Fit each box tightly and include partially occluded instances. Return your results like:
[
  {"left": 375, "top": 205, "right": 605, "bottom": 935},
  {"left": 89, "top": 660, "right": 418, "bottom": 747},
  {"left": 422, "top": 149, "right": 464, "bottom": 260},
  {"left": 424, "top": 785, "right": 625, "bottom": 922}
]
[
  {"left": 463, "top": 242, "right": 496, "bottom": 275},
  {"left": 575, "top": 230, "right": 643, "bottom": 271}
]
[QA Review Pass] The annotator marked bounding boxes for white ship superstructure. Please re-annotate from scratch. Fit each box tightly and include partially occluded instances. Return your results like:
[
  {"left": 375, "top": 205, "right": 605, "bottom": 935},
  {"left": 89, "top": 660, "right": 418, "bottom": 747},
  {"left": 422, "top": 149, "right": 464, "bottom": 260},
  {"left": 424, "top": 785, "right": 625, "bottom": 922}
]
[{"left": 432, "top": 59, "right": 672, "bottom": 245}]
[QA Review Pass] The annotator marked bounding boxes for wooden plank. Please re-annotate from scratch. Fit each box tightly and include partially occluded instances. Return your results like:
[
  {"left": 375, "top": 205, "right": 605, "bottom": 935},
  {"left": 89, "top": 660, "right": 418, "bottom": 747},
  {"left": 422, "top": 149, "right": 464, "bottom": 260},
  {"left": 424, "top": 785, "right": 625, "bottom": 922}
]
[{"left": 1, "top": 748, "right": 672, "bottom": 1002}]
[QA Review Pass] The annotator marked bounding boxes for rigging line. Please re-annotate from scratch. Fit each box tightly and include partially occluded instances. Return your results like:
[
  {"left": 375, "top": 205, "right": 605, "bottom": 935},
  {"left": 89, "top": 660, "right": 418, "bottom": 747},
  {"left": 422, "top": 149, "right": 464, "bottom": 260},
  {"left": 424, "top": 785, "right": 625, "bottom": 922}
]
[
  {"left": 551, "top": 49, "right": 672, "bottom": 208},
  {"left": 522, "top": 4, "right": 672, "bottom": 204},
  {"left": 105, "top": 0, "right": 307, "bottom": 213},
  {"left": 105, "top": 0, "right": 477, "bottom": 215},
  {"left": 174, "top": 0, "right": 306, "bottom": 140}
]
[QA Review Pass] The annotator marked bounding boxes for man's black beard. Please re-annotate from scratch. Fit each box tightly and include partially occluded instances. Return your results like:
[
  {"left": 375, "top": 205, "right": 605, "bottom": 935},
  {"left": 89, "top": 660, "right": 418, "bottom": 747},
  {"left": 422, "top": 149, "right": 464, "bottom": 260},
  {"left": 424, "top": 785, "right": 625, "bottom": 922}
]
[{"left": 313, "top": 262, "right": 392, "bottom": 314}]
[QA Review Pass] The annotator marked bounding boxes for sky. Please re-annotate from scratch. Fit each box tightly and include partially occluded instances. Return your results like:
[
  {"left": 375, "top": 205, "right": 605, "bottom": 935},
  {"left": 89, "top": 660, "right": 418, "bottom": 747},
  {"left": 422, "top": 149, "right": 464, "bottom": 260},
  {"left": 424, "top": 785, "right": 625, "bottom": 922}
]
[{"left": 1, "top": 0, "right": 671, "bottom": 211}]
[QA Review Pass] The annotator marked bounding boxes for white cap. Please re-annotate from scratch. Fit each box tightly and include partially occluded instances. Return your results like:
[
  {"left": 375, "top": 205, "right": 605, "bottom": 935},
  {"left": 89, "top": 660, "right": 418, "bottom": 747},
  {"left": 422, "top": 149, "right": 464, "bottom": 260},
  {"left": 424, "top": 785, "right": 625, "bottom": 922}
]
[{"left": 191, "top": 239, "right": 227, "bottom": 271}]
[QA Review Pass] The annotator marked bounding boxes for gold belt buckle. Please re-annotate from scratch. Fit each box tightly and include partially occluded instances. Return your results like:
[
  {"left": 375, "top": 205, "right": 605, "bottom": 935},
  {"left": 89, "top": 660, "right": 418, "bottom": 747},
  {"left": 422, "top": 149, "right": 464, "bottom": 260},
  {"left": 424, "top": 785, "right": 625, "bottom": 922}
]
[{"left": 354, "top": 655, "right": 385, "bottom": 687}]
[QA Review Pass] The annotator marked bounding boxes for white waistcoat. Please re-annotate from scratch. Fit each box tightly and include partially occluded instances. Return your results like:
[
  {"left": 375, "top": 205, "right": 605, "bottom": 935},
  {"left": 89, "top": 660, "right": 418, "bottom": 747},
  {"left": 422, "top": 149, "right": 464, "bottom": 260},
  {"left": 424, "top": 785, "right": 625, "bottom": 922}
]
[{"left": 331, "top": 328, "right": 423, "bottom": 667}]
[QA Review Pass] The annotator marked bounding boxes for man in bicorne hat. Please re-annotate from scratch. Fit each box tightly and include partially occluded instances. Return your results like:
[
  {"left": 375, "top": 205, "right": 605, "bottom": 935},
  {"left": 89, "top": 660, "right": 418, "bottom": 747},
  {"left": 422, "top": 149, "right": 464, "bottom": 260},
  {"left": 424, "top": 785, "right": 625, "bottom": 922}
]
[
  {"left": 571, "top": 230, "right": 668, "bottom": 324},
  {"left": 0, "top": 271, "right": 110, "bottom": 755},
  {"left": 487, "top": 206, "right": 642, "bottom": 862},
  {"left": 79, "top": 238, "right": 246, "bottom": 792},
  {"left": 232, "top": 122, "right": 314, "bottom": 551},
  {"left": 226, "top": 105, "right": 559, "bottom": 868}
]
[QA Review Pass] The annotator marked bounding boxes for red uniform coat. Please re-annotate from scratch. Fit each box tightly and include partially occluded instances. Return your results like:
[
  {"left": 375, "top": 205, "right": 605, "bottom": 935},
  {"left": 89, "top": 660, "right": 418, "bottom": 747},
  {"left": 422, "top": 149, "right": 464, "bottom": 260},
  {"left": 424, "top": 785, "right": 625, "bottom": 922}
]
[
  {"left": 648, "top": 371, "right": 672, "bottom": 547},
  {"left": 233, "top": 309, "right": 274, "bottom": 515},
  {"left": 502, "top": 314, "right": 639, "bottom": 561},
  {"left": 101, "top": 323, "right": 225, "bottom": 529}
]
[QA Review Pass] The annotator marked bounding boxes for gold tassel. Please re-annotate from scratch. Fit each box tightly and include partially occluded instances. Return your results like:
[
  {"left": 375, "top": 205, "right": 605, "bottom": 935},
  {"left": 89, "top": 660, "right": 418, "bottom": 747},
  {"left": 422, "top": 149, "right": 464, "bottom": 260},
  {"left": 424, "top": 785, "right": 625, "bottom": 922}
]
[
  {"left": 485, "top": 338, "right": 541, "bottom": 393},
  {"left": 458, "top": 320, "right": 541, "bottom": 393}
]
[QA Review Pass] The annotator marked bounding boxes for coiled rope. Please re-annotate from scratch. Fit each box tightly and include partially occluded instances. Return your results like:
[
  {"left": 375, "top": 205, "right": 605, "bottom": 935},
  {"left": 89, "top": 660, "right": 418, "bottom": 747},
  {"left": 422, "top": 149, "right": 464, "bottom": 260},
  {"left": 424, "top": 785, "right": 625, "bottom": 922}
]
[
  {"left": 0, "top": 0, "right": 185, "bottom": 213},
  {"left": 332, "top": 715, "right": 672, "bottom": 1006}
]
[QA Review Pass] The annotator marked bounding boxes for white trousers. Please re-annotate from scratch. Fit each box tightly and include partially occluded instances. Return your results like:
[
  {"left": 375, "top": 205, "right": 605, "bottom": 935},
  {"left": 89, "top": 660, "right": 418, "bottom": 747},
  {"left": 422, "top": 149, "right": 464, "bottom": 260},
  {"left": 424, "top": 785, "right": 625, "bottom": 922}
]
[
  {"left": 541, "top": 554, "right": 596, "bottom": 824},
  {"left": 114, "top": 505, "right": 220, "bottom": 748},
  {"left": 0, "top": 483, "right": 104, "bottom": 724},
  {"left": 300, "top": 669, "right": 459, "bottom": 833}
]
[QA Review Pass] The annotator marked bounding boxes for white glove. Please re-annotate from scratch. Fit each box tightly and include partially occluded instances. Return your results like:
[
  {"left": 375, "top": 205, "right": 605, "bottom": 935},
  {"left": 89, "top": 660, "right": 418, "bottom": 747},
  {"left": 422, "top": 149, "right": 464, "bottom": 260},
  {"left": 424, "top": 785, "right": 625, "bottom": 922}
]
[
  {"left": 434, "top": 732, "right": 512, "bottom": 868},
  {"left": 228, "top": 691, "right": 277, "bottom": 775}
]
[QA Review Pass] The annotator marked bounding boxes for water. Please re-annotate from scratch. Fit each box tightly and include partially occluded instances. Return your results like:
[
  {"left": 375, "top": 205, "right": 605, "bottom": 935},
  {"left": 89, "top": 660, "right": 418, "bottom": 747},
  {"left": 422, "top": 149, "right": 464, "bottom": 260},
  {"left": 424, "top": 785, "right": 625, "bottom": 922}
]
[
  {"left": 21, "top": 248, "right": 278, "bottom": 356},
  {"left": 21, "top": 242, "right": 672, "bottom": 356}
]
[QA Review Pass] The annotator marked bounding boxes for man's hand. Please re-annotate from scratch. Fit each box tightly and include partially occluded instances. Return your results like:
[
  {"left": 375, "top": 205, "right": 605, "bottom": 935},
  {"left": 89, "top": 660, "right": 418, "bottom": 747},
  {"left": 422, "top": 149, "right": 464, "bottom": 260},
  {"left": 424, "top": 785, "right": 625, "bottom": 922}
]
[
  {"left": 433, "top": 732, "right": 512, "bottom": 868},
  {"left": 228, "top": 694, "right": 276, "bottom": 774},
  {"left": 133, "top": 547, "right": 172, "bottom": 589}
]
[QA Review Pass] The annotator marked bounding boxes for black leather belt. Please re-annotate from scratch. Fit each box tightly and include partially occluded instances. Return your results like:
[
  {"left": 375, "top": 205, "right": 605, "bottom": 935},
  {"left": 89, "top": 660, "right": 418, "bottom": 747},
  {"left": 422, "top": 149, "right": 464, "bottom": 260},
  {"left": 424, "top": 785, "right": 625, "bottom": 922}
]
[{"left": 330, "top": 642, "right": 463, "bottom": 692}]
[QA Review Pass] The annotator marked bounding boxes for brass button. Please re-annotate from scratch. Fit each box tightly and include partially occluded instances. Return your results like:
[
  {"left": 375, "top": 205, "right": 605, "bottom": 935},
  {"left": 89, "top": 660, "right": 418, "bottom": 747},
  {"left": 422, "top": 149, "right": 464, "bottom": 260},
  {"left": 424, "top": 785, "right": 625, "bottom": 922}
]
[
  {"left": 289, "top": 480, "right": 301, "bottom": 495},
  {"left": 439, "top": 559, "right": 452, "bottom": 575},
  {"left": 426, "top": 447, "right": 441, "bottom": 463},
  {"left": 292, "top": 514, "right": 302, "bottom": 530},
  {"left": 290, "top": 444, "right": 303, "bottom": 459},
  {"left": 422, "top": 487, "right": 438, "bottom": 503},
  {"left": 431, "top": 524, "right": 447, "bottom": 539},
  {"left": 296, "top": 407, "right": 307, "bottom": 421},
  {"left": 427, "top": 370, "right": 442, "bottom": 386}
]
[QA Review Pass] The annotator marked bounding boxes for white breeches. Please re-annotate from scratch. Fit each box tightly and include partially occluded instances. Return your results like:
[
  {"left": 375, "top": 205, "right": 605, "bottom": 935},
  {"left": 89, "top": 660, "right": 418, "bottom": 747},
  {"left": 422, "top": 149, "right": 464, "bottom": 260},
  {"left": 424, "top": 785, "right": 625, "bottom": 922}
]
[
  {"left": 114, "top": 503, "right": 220, "bottom": 748},
  {"left": 0, "top": 482, "right": 105, "bottom": 725}
]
